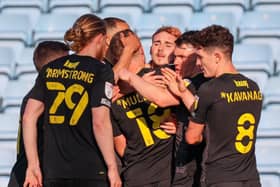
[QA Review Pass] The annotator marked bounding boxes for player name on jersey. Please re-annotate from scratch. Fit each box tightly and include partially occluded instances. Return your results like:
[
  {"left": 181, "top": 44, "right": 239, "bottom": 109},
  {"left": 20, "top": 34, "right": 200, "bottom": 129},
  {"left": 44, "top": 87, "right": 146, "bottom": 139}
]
[{"left": 221, "top": 90, "right": 262, "bottom": 103}]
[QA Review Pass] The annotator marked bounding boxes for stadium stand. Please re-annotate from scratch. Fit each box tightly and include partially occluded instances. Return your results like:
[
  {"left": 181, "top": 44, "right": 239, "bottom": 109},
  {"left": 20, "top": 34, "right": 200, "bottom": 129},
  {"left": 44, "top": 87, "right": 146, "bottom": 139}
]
[{"left": 0, "top": 1, "right": 279, "bottom": 186}]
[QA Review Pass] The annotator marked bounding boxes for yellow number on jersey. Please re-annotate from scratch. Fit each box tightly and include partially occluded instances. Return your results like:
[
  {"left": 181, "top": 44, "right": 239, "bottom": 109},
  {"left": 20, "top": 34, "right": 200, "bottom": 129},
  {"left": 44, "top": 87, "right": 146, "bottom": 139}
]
[
  {"left": 47, "top": 82, "right": 89, "bottom": 126},
  {"left": 235, "top": 113, "right": 255, "bottom": 154}
]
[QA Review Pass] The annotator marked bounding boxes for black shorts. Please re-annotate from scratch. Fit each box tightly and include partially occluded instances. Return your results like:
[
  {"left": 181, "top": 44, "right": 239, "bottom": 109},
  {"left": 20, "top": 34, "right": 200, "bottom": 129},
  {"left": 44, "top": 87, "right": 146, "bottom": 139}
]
[
  {"left": 172, "top": 160, "right": 197, "bottom": 187},
  {"left": 201, "top": 180, "right": 261, "bottom": 187},
  {"left": 125, "top": 179, "right": 171, "bottom": 187},
  {"left": 44, "top": 178, "right": 109, "bottom": 187}
]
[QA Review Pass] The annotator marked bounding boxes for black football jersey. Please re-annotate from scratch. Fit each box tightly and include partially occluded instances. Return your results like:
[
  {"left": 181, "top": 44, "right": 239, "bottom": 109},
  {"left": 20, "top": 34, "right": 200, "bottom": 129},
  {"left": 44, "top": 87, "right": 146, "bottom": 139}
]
[
  {"left": 190, "top": 73, "right": 262, "bottom": 184},
  {"left": 30, "top": 54, "right": 114, "bottom": 180},
  {"left": 111, "top": 69, "right": 174, "bottom": 186}
]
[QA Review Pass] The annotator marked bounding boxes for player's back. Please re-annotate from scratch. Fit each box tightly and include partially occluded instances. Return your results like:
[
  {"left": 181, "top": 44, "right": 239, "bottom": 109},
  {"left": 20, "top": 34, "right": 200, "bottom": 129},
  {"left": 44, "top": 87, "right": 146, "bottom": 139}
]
[
  {"left": 35, "top": 54, "right": 113, "bottom": 180},
  {"left": 200, "top": 73, "right": 262, "bottom": 183}
]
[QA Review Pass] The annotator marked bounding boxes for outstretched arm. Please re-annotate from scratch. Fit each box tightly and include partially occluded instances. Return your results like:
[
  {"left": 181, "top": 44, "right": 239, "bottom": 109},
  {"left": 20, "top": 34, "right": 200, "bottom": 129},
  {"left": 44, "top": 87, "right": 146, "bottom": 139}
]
[{"left": 118, "top": 68, "right": 180, "bottom": 107}]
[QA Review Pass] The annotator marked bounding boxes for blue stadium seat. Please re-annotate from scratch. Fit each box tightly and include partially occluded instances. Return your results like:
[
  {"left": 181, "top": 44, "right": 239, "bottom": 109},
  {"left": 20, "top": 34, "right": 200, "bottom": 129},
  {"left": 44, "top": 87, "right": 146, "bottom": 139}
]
[
  {"left": 0, "top": 113, "right": 19, "bottom": 140},
  {"left": 0, "top": 79, "right": 34, "bottom": 111},
  {"left": 251, "top": 0, "right": 280, "bottom": 11},
  {"left": 200, "top": 0, "right": 250, "bottom": 22},
  {"left": 135, "top": 13, "right": 185, "bottom": 39},
  {"left": 260, "top": 173, "right": 280, "bottom": 187},
  {"left": 232, "top": 43, "right": 274, "bottom": 76},
  {"left": 0, "top": 46, "right": 16, "bottom": 79},
  {"left": 256, "top": 138, "right": 280, "bottom": 173},
  {"left": 238, "top": 11, "right": 280, "bottom": 71},
  {"left": 0, "top": 14, "right": 33, "bottom": 46},
  {"left": 15, "top": 47, "right": 36, "bottom": 79},
  {"left": 149, "top": 0, "right": 196, "bottom": 21},
  {"left": 188, "top": 12, "right": 237, "bottom": 41},
  {"left": 99, "top": 0, "right": 149, "bottom": 23},
  {"left": 48, "top": 0, "right": 98, "bottom": 14},
  {"left": 257, "top": 105, "right": 280, "bottom": 138},
  {"left": 0, "top": 141, "right": 16, "bottom": 176},
  {"left": 0, "top": 0, "right": 46, "bottom": 28},
  {"left": 32, "top": 13, "right": 80, "bottom": 45},
  {"left": 262, "top": 76, "right": 280, "bottom": 107},
  {"left": 0, "top": 176, "right": 10, "bottom": 187}
]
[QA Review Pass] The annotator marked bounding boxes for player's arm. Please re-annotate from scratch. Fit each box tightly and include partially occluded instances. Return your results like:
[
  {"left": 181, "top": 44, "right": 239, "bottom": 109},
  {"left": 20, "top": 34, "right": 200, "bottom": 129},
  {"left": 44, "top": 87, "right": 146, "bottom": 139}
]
[
  {"left": 22, "top": 98, "right": 44, "bottom": 187},
  {"left": 114, "top": 135, "right": 126, "bottom": 157},
  {"left": 92, "top": 106, "right": 121, "bottom": 187},
  {"left": 118, "top": 69, "right": 180, "bottom": 107},
  {"left": 185, "top": 120, "right": 204, "bottom": 145}
]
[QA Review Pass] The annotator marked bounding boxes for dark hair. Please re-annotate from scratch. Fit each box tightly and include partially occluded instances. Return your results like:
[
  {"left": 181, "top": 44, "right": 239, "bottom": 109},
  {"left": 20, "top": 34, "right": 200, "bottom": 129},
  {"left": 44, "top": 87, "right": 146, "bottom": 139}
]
[
  {"left": 175, "top": 30, "right": 199, "bottom": 47},
  {"left": 64, "top": 14, "right": 106, "bottom": 52},
  {"left": 196, "top": 25, "right": 234, "bottom": 58},
  {"left": 105, "top": 29, "right": 135, "bottom": 66},
  {"left": 104, "top": 17, "right": 127, "bottom": 31},
  {"left": 33, "top": 41, "right": 69, "bottom": 71}
]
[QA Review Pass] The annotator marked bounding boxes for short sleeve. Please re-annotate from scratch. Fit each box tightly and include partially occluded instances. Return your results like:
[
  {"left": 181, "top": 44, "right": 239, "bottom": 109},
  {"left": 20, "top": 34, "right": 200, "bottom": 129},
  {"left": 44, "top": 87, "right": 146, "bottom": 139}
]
[
  {"left": 189, "top": 83, "right": 213, "bottom": 124},
  {"left": 90, "top": 64, "right": 114, "bottom": 108}
]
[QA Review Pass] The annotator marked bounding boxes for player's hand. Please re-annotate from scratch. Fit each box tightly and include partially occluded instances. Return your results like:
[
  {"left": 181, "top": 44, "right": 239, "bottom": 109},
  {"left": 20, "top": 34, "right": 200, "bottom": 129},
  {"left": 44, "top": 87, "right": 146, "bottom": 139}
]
[
  {"left": 112, "top": 85, "right": 121, "bottom": 102},
  {"left": 24, "top": 166, "right": 42, "bottom": 187},
  {"left": 107, "top": 166, "right": 122, "bottom": 187},
  {"left": 118, "top": 68, "right": 132, "bottom": 83},
  {"left": 142, "top": 71, "right": 166, "bottom": 88},
  {"left": 162, "top": 67, "right": 186, "bottom": 97},
  {"left": 160, "top": 114, "right": 177, "bottom": 134}
]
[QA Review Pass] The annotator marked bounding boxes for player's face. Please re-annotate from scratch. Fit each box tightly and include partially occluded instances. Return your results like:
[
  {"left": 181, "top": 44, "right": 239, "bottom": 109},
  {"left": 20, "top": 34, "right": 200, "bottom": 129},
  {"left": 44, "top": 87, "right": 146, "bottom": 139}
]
[
  {"left": 196, "top": 48, "right": 217, "bottom": 78},
  {"left": 150, "top": 31, "right": 177, "bottom": 66},
  {"left": 173, "top": 43, "right": 196, "bottom": 76}
]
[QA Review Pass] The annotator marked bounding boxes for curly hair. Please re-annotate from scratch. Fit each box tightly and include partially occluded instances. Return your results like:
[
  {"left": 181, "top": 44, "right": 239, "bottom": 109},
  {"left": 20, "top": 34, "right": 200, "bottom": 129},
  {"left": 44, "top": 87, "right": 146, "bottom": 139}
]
[{"left": 196, "top": 25, "right": 234, "bottom": 58}]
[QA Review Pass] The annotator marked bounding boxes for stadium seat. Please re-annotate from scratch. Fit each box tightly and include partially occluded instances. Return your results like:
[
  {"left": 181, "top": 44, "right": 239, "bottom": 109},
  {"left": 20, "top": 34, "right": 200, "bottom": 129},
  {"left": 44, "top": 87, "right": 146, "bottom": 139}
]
[
  {"left": 0, "top": 0, "right": 46, "bottom": 26},
  {"left": 257, "top": 105, "right": 280, "bottom": 138},
  {"left": 0, "top": 79, "right": 34, "bottom": 111},
  {"left": 0, "top": 176, "right": 10, "bottom": 187},
  {"left": 32, "top": 13, "right": 80, "bottom": 45},
  {"left": 187, "top": 12, "right": 237, "bottom": 41},
  {"left": 149, "top": 0, "right": 196, "bottom": 21},
  {"left": 262, "top": 76, "right": 280, "bottom": 107},
  {"left": 14, "top": 47, "right": 36, "bottom": 79},
  {"left": 232, "top": 43, "right": 274, "bottom": 76},
  {"left": 251, "top": 0, "right": 280, "bottom": 11},
  {"left": 0, "top": 14, "right": 32, "bottom": 46},
  {"left": 200, "top": 0, "right": 250, "bottom": 22},
  {"left": 0, "top": 113, "right": 19, "bottom": 140},
  {"left": 0, "top": 46, "right": 16, "bottom": 79},
  {"left": 0, "top": 141, "right": 16, "bottom": 176},
  {"left": 48, "top": 0, "right": 97, "bottom": 14},
  {"left": 99, "top": 0, "right": 149, "bottom": 22},
  {"left": 238, "top": 11, "right": 280, "bottom": 71},
  {"left": 256, "top": 138, "right": 280, "bottom": 173},
  {"left": 260, "top": 173, "right": 280, "bottom": 187},
  {"left": 135, "top": 13, "right": 186, "bottom": 39}
]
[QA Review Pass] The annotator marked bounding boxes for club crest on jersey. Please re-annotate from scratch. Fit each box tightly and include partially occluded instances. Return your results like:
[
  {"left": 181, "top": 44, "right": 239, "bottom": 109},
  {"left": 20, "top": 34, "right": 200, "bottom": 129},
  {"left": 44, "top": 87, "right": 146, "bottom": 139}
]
[{"left": 105, "top": 82, "right": 113, "bottom": 99}]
